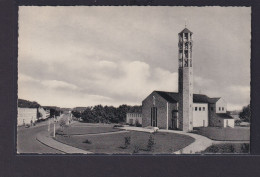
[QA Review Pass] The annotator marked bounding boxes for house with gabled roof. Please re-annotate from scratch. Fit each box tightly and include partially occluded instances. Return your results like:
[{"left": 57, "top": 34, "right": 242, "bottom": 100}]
[{"left": 141, "top": 27, "right": 234, "bottom": 132}]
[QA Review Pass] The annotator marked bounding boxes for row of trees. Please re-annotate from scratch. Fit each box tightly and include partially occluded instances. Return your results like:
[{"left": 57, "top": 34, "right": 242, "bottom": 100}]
[
  {"left": 18, "top": 99, "right": 40, "bottom": 108},
  {"left": 18, "top": 99, "right": 61, "bottom": 119},
  {"left": 239, "top": 104, "right": 251, "bottom": 122},
  {"left": 72, "top": 104, "right": 142, "bottom": 123}
]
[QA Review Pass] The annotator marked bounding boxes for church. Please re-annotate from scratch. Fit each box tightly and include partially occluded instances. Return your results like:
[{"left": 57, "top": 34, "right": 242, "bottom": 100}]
[{"left": 141, "top": 28, "right": 234, "bottom": 132}]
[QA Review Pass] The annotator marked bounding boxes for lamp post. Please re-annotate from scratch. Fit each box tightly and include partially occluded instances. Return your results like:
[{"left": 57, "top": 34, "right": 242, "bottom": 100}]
[
  {"left": 48, "top": 118, "right": 50, "bottom": 131},
  {"left": 53, "top": 123, "right": 55, "bottom": 138}
]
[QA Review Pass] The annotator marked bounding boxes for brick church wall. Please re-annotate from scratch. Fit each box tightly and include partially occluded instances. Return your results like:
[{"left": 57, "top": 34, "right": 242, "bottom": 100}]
[
  {"left": 142, "top": 91, "right": 177, "bottom": 129},
  {"left": 208, "top": 103, "right": 222, "bottom": 127}
]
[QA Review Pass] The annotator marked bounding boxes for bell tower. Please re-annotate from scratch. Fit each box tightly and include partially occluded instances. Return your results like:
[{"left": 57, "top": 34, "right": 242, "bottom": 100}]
[{"left": 178, "top": 27, "right": 193, "bottom": 132}]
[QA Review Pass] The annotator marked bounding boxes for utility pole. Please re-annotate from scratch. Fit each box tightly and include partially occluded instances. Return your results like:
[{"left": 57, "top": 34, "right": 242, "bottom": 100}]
[
  {"left": 48, "top": 118, "right": 50, "bottom": 131},
  {"left": 53, "top": 123, "right": 55, "bottom": 138}
]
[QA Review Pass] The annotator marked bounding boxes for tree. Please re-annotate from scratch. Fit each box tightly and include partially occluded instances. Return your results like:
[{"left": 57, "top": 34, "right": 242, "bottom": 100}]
[
  {"left": 239, "top": 104, "right": 251, "bottom": 122},
  {"left": 79, "top": 104, "right": 141, "bottom": 124},
  {"left": 71, "top": 111, "right": 81, "bottom": 118},
  {"left": 59, "top": 119, "right": 66, "bottom": 131},
  {"left": 37, "top": 112, "right": 42, "bottom": 119},
  {"left": 18, "top": 99, "right": 40, "bottom": 108}
]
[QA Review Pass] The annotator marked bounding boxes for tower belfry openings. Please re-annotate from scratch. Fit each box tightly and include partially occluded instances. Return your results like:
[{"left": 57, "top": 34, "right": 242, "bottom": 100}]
[{"left": 178, "top": 27, "right": 193, "bottom": 132}]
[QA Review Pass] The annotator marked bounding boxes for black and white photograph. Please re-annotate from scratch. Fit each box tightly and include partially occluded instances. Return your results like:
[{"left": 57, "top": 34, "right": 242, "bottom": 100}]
[{"left": 17, "top": 6, "right": 251, "bottom": 154}]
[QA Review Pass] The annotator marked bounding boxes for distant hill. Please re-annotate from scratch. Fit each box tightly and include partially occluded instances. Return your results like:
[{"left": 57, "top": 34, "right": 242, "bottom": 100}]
[{"left": 18, "top": 99, "right": 41, "bottom": 108}]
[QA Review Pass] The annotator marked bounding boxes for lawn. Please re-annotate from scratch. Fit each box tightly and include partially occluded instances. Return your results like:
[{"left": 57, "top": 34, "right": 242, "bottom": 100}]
[
  {"left": 54, "top": 125, "right": 195, "bottom": 154},
  {"left": 202, "top": 143, "right": 250, "bottom": 154},
  {"left": 192, "top": 127, "right": 250, "bottom": 141}
]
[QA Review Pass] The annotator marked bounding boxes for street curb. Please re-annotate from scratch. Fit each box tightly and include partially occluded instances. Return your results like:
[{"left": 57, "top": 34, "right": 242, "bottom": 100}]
[{"left": 36, "top": 119, "right": 93, "bottom": 154}]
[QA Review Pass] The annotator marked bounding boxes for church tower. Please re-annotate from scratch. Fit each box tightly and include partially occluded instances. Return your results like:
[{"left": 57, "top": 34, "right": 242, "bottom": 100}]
[{"left": 178, "top": 28, "right": 193, "bottom": 132}]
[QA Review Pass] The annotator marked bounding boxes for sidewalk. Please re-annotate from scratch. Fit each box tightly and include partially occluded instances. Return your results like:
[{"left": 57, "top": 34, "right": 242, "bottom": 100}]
[
  {"left": 118, "top": 126, "right": 214, "bottom": 154},
  {"left": 159, "top": 129, "right": 213, "bottom": 154},
  {"left": 118, "top": 126, "right": 155, "bottom": 133},
  {"left": 36, "top": 122, "right": 93, "bottom": 154}
]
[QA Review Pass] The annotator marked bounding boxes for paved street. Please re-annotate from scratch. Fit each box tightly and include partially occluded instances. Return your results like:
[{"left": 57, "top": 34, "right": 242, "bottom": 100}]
[{"left": 17, "top": 120, "right": 63, "bottom": 154}]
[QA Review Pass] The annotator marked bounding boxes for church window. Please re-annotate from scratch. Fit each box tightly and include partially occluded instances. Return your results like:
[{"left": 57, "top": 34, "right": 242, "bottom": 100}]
[
  {"left": 180, "top": 52, "right": 183, "bottom": 58},
  {"left": 184, "top": 59, "right": 188, "bottom": 67},
  {"left": 153, "top": 96, "right": 156, "bottom": 106},
  {"left": 222, "top": 107, "right": 224, "bottom": 111},
  {"left": 195, "top": 107, "right": 197, "bottom": 111},
  {"left": 219, "top": 107, "right": 221, "bottom": 111},
  {"left": 199, "top": 107, "right": 201, "bottom": 111},
  {"left": 185, "top": 50, "right": 188, "bottom": 57},
  {"left": 203, "top": 107, "right": 205, "bottom": 111}
]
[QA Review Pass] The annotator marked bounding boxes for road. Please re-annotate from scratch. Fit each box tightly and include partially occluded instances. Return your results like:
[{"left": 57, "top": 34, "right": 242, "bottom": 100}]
[{"left": 17, "top": 119, "right": 63, "bottom": 154}]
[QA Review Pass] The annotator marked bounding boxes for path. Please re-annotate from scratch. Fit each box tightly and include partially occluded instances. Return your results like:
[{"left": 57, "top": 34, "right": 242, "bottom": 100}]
[
  {"left": 159, "top": 129, "right": 213, "bottom": 154},
  {"left": 36, "top": 114, "right": 93, "bottom": 154},
  {"left": 17, "top": 121, "right": 63, "bottom": 154},
  {"left": 36, "top": 129, "right": 92, "bottom": 154},
  {"left": 118, "top": 126, "right": 213, "bottom": 154},
  {"left": 70, "top": 130, "right": 129, "bottom": 137}
]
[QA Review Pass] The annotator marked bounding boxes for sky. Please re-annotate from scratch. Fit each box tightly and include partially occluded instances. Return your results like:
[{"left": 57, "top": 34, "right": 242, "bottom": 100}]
[{"left": 18, "top": 6, "right": 251, "bottom": 110}]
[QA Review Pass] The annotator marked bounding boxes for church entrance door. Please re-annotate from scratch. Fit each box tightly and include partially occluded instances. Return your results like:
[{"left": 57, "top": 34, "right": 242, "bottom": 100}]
[
  {"left": 172, "top": 111, "right": 178, "bottom": 129},
  {"left": 151, "top": 107, "right": 157, "bottom": 127}
]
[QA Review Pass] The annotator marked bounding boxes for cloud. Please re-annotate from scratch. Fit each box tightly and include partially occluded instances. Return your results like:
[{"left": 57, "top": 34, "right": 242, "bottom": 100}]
[
  {"left": 41, "top": 80, "right": 78, "bottom": 90},
  {"left": 18, "top": 6, "right": 251, "bottom": 110},
  {"left": 19, "top": 73, "right": 37, "bottom": 83}
]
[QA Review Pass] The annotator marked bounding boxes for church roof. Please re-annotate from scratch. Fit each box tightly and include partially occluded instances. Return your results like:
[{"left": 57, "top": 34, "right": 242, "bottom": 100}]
[
  {"left": 193, "top": 94, "right": 211, "bottom": 103},
  {"left": 155, "top": 91, "right": 179, "bottom": 103},
  {"left": 179, "top": 28, "right": 193, "bottom": 34},
  {"left": 216, "top": 113, "right": 234, "bottom": 119},
  {"left": 154, "top": 91, "right": 216, "bottom": 104},
  {"left": 208, "top": 97, "right": 221, "bottom": 104}
]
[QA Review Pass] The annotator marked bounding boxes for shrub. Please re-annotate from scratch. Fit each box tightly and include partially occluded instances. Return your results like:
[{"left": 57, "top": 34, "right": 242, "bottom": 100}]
[
  {"left": 147, "top": 135, "right": 155, "bottom": 151},
  {"left": 59, "top": 119, "right": 66, "bottom": 129},
  {"left": 136, "top": 123, "right": 142, "bottom": 127},
  {"left": 235, "top": 119, "right": 242, "bottom": 126},
  {"left": 83, "top": 139, "right": 92, "bottom": 144},
  {"left": 113, "top": 124, "right": 124, "bottom": 128},
  {"left": 206, "top": 145, "right": 219, "bottom": 153},
  {"left": 229, "top": 145, "right": 235, "bottom": 153},
  {"left": 133, "top": 145, "right": 140, "bottom": 154},
  {"left": 135, "top": 120, "right": 142, "bottom": 127},
  {"left": 241, "top": 143, "right": 249, "bottom": 153},
  {"left": 124, "top": 136, "right": 131, "bottom": 148}
]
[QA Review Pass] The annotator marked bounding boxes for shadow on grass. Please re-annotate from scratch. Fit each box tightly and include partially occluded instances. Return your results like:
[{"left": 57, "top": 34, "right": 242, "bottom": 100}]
[{"left": 82, "top": 139, "right": 92, "bottom": 144}]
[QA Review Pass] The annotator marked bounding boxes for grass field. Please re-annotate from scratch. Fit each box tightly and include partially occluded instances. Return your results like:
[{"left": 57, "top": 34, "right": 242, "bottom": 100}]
[
  {"left": 54, "top": 125, "right": 195, "bottom": 154},
  {"left": 202, "top": 143, "right": 250, "bottom": 154},
  {"left": 192, "top": 127, "right": 250, "bottom": 141}
]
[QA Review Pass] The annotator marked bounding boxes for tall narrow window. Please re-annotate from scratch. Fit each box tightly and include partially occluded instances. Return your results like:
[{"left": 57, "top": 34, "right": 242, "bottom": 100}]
[{"left": 153, "top": 96, "right": 156, "bottom": 106}]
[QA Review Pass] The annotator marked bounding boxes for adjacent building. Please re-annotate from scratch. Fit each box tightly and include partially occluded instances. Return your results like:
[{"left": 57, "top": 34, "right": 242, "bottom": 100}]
[
  {"left": 18, "top": 107, "right": 51, "bottom": 126},
  {"left": 17, "top": 108, "right": 37, "bottom": 126},
  {"left": 126, "top": 113, "right": 142, "bottom": 125}
]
